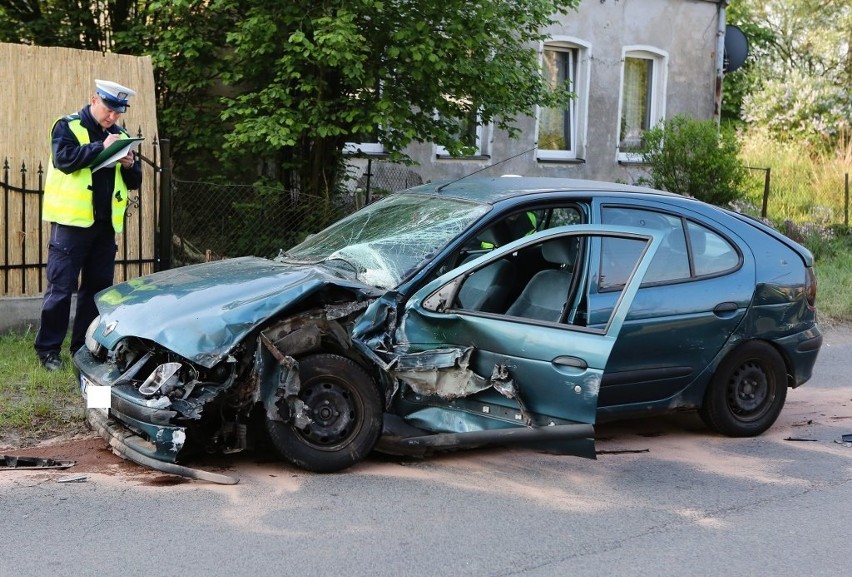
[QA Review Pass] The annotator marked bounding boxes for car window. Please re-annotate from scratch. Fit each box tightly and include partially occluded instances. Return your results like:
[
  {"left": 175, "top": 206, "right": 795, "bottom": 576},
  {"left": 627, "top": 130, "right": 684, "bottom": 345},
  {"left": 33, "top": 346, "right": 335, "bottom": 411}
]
[
  {"left": 451, "top": 232, "right": 647, "bottom": 329},
  {"left": 687, "top": 220, "right": 740, "bottom": 275},
  {"left": 547, "top": 207, "right": 583, "bottom": 227},
  {"left": 431, "top": 204, "right": 585, "bottom": 279},
  {"left": 600, "top": 206, "right": 689, "bottom": 288},
  {"left": 453, "top": 236, "right": 580, "bottom": 321}
]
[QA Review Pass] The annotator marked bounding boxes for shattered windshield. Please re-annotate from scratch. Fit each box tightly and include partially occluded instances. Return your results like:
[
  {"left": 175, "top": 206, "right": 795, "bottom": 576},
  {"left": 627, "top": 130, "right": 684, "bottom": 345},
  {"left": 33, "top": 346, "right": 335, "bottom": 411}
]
[{"left": 284, "top": 193, "right": 490, "bottom": 289}]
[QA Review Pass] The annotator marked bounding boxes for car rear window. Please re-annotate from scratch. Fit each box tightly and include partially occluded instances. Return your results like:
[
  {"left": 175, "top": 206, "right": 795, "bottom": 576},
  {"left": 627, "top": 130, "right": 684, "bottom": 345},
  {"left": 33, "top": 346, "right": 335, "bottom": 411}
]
[{"left": 600, "top": 206, "right": 739, "bottom": 289}]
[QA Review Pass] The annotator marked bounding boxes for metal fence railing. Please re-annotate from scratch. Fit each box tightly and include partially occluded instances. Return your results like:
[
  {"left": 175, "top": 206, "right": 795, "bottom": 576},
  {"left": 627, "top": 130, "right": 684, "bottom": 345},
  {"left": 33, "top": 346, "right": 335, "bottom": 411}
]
[
  {"left": 1, "top": 139, "right": 163, "bottom": 296},
  {"left": 170, "top": 160, "right": 425, "bottom": 266},
  {"left": 342, "top": 158, "right": 424, "bottom": 208}
]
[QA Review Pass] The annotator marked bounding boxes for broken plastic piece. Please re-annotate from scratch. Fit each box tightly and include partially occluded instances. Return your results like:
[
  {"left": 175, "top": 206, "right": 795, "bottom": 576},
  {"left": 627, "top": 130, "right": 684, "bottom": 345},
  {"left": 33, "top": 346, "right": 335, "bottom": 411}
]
[
  {"left": 57, "top": 474, "right": 88, "bottom": 483},
  {"left": 1, "top": 455, "right": 76, "bottom": 470},
  {"left": 834, "top": 433, "right": 852, "bottom": 447}
]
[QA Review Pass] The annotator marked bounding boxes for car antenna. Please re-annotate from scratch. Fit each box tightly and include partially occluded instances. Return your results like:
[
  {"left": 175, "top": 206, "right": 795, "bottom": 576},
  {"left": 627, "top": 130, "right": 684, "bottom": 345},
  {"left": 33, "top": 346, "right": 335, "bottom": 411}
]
[{"left": 435, "top": 146, "right": 537, "bottom": 192}]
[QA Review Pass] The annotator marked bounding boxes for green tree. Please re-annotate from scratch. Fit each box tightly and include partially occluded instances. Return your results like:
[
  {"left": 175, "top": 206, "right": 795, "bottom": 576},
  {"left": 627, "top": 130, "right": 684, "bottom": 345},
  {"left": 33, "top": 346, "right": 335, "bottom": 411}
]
[
  {"left": 216, "top": 0, "right": 580, "bottom": 200},
  {"left": 722, "top": 2, "right": 775, "bottom": 123},
  {"left": 640, "top": 115, "right": 746, "bottom": 207},
  {"left": 0, "top": 0, "right": 147, "bottom": 52},
  {"left": 3, "top": 0, "right": 583, "bottom": 201},
  {"left": 117, "top": 1, "right": 235, "bottom": 173},
  {"left": 729, "top": 0, "right": 851, "bottom": 148}
]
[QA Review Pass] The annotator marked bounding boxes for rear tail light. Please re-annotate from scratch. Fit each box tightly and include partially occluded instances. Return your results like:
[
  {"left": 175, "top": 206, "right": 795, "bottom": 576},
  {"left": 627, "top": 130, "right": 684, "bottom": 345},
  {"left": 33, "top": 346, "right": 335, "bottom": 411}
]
[{"left": 804, "top": 267, "right": 817, "bottom": 309}]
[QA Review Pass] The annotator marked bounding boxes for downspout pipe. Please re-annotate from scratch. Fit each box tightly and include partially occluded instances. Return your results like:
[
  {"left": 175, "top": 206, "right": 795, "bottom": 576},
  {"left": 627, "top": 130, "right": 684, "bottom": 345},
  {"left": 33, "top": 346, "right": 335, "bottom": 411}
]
[{"left": 714, "top": 0, "right": 729, "bottom": 126}]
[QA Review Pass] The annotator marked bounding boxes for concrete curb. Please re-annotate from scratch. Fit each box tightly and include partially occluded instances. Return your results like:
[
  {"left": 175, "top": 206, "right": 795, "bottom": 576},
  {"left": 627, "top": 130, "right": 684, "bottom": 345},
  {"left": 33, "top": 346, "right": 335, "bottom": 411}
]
[{"left": 0, "top": 296, "right": 75, "bottom": 335}]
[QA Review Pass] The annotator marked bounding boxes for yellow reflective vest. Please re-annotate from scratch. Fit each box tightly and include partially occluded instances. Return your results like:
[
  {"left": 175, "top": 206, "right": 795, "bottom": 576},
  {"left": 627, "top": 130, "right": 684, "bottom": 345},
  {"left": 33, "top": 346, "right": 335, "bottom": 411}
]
[{"left": 43, "top": 116, "right": 129, "bottom": 233}]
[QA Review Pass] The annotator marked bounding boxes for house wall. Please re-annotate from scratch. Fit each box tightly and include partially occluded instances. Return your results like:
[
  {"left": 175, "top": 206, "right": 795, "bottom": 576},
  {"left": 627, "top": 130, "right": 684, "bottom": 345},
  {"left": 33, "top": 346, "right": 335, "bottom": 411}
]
[{"left": 391, "top": 0, "right": 723, "bottom": 187}]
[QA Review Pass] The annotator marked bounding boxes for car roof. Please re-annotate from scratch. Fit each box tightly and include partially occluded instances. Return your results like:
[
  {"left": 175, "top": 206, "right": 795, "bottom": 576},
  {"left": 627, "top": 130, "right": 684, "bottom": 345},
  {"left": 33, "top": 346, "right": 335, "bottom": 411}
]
[
  {"left": 401, "top": 176, "right": 687, "bottom": 205},
  {"left": 398, "top": 176, "right": 813, "bottom": 264}
]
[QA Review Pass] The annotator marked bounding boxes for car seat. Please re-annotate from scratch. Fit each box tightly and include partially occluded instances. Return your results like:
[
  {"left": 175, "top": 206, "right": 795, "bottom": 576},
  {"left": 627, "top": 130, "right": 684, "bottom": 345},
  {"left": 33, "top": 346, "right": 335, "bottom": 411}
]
[
  {"left": 504, "top": 238, "right": 576, "bottom": 321},
  {"left": 457, "top": 258, "right": 516, "bottom": 313}
]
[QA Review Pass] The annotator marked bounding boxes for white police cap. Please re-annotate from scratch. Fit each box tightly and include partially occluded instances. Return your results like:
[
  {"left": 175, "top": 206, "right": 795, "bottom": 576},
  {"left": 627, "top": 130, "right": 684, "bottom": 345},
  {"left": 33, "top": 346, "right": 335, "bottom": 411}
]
[{"left": 95, "top": 79, "right": 136, "bottom": 113}]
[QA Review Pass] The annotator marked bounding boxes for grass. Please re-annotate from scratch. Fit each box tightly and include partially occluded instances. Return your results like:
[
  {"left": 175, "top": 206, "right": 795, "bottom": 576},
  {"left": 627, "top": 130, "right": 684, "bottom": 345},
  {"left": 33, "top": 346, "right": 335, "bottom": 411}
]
[
  {"left": 813, "top": 245, "right": 852, "bottom": 325},
  {"left": 0, "top": 327, "right": 86, "bottom": 448},
  {"left": 740, "top": 132, "right": 851, "bottom": 226}
]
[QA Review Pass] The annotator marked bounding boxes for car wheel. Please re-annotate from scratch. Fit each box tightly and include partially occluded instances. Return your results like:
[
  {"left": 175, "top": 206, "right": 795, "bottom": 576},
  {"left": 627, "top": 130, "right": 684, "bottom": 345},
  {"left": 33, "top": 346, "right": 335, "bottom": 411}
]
[
  {"left": 266, "top": 353, "right": 382, "bottom": 473},
  {"left": 700, "top": 341, "right": 788, "bottom": 437}
]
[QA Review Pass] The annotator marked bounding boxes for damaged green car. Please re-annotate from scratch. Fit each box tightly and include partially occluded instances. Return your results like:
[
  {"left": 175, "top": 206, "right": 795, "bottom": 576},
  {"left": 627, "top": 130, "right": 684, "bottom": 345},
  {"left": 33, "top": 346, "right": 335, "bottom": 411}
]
[{"left": 75, "top": 177, "right": 822, "bottom": 481}]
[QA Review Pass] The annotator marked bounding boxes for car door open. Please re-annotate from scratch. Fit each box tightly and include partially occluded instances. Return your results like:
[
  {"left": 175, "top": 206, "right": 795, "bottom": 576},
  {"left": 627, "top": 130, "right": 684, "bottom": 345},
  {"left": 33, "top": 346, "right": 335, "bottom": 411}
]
[{"left": 376, "top": 225, "right": 663, "bottom": 455}]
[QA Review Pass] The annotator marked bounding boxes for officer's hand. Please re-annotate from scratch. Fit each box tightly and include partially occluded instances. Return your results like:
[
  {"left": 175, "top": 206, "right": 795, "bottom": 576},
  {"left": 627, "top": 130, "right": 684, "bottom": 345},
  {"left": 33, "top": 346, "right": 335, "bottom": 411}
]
[
  {"left": 118, "top": 152, "right": 135, "bottom": 168},
  {"left": 103, "top": 133, "right": 121, "bottom": 148}
]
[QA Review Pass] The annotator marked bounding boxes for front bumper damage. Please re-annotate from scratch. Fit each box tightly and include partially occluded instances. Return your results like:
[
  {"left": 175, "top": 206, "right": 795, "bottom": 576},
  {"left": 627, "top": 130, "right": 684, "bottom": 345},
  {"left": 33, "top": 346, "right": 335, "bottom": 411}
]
[
  {"left": 86, "top": 408, "right": 239, "bottom": 485},
  {"left": 77, "top": 347, "right": 240, "bottom": 484}
]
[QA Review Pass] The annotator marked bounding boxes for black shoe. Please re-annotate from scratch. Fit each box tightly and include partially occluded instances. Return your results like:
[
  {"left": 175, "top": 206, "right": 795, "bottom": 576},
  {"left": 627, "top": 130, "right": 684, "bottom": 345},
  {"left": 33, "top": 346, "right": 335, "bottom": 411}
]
[{"left": 40, "top": 352, "right": 65, "bottom": 372}]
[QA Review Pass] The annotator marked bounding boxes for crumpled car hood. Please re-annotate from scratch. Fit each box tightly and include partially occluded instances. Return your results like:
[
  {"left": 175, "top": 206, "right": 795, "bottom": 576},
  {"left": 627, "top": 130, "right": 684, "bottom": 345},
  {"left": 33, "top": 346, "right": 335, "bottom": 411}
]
[{"left": 92, "top": 256, "right": 379, "bottom": 367}]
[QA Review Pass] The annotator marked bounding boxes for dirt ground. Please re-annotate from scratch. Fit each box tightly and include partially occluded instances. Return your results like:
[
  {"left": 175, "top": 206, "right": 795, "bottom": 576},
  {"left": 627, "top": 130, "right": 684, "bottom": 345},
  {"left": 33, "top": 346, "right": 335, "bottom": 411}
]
[{"left": 2, "top": 431, "right": 149, "bottom": 477}]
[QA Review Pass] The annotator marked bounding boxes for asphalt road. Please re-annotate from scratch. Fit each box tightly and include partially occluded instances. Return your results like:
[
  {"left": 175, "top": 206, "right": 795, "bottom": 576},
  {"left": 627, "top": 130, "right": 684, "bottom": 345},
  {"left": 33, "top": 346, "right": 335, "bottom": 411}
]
[{"left": 2, "top": 324, "right": 850, "bottom": 577}]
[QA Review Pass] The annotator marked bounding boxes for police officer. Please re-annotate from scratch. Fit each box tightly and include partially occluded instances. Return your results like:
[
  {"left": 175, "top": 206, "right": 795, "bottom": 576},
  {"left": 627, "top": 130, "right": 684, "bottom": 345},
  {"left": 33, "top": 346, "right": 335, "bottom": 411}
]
[{"left": 35, "top": 79, "right": 143, "bottom": 371}]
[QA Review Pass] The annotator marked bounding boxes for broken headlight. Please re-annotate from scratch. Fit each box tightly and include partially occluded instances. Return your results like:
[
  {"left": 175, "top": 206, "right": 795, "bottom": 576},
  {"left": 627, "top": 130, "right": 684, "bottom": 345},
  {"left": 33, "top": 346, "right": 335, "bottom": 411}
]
[{"left": 84, "top": 315, "right": 104, "bottom": 357}]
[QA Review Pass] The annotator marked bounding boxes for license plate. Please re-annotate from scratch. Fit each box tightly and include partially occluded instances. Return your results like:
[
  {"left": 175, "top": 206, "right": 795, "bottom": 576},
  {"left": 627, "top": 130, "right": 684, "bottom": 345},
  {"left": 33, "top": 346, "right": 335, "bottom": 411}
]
[
  {"left": 81, "top": 374, "right": 111, "bottom": 409},
  {"left": 80, "top": 374, "right": 92, "bottom": 398}
]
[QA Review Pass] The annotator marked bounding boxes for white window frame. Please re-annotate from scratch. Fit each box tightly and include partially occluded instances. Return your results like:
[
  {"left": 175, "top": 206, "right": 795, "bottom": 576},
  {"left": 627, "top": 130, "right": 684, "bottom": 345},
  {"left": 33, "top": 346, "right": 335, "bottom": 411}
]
[
  {"left": 535, "top": 37, "right": 591, "bottom": 162},
  {"left": 344, "top": 139, "right": 384, "bottom": 156},
  {"left": 434, "top": 110, "right": 491, "bottom": 158},
  {"left": 616, "top": 46, "right": 668, "bottom": 163},
  {"left": 344, "top": 84, "right": 385, "bottom": 156}
]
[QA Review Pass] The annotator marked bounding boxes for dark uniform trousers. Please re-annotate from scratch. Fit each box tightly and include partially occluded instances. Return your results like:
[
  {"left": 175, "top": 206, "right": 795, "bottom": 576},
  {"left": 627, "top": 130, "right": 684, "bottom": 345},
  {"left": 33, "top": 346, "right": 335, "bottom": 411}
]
[{"left": 35, "top": 221, "right": 117, "bottom": 357}]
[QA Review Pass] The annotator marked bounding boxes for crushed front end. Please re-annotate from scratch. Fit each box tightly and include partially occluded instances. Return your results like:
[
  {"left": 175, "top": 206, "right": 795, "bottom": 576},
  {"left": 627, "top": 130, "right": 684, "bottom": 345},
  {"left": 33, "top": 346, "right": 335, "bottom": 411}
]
[{"left": 76, "top": 331, "right": 256, "bottom": 482}]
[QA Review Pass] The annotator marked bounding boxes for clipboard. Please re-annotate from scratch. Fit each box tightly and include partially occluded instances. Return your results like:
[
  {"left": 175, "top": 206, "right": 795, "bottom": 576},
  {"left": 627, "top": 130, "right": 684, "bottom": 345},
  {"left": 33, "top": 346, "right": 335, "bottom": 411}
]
[{"left": 91, "top": 137, "right": 144, "bottom": 172}]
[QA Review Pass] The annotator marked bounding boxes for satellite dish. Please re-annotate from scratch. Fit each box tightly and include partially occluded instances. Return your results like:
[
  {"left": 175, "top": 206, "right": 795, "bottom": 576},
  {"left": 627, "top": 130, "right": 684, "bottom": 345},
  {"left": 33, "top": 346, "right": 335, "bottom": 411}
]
[{"left": 724, "top": 25, "right": 749, "bottom": 73}]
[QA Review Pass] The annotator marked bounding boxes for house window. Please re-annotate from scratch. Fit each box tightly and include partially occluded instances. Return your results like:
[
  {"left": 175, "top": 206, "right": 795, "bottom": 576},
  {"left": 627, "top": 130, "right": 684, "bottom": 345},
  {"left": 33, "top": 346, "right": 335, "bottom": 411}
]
[
  {"left": 344, "top": 128, "right": 384, "bottom": 156},
  {"left": 536, "top": 39, "right": 589, "bottom": 162},
  {"left": 617, "top": 47, "right": 667, "bottom": 161},
  {"left": 345, "top": 85, "right": 385, "bottom": 156},
  {"left": 435, "top": 108, "right": 490, "bottom": 157}
]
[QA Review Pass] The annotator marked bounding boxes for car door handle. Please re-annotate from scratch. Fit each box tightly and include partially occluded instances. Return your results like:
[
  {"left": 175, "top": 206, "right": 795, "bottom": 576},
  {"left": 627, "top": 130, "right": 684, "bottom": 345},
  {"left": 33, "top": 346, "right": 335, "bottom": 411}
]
[
  {"left": 553, "top": 356, "right": 588, "bottom": 370},
  {"left": 713, "top": 302, "right": 739, "bottom": 316}
]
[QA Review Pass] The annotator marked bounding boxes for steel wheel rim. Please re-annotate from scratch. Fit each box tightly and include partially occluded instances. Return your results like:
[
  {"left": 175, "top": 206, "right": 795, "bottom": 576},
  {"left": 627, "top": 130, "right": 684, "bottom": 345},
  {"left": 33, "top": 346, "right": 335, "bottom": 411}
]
[
  {"left": 725, "top": 360, "right": 773, "bottom": 421},
  {"left": 297, "top": 378, "right": 364, "bottom": 451}
]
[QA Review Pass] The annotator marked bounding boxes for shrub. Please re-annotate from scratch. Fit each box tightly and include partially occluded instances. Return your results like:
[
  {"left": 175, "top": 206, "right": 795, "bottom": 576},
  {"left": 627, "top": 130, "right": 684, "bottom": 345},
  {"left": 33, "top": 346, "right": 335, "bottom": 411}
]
[
  {"left": 742, "top": 70, "right": 852, "bottom": 151},
  {"left": 640, "top": 115, "right": 746, "bottom": 206}
]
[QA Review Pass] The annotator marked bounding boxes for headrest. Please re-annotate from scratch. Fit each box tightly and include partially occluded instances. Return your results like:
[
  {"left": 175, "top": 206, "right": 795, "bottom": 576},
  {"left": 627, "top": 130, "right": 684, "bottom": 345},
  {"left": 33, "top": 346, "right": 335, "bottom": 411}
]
[
  {"left": 478, "top": 222, "right": 509, "bottom": 248},
  {"left": 541, "top": 238, "right": 576, "bottom": 265}
]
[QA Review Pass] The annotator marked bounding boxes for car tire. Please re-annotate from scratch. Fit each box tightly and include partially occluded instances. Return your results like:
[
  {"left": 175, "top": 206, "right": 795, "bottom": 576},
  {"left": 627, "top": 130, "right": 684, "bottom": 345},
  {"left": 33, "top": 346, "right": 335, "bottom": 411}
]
[
  {"left": 699, "top": 341, "right": 788, "bottom": 437},
  {"left": 266, "top": 354, "right": 382, "bottom": 473}
]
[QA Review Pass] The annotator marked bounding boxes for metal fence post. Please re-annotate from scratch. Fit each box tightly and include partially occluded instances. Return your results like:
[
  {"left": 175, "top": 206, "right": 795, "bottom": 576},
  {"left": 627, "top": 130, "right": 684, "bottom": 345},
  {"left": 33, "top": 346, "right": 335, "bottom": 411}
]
[
  {"left": 845, "top": 172, "right": 849, "bottom": 228},
  {"left": 760, "top": 167, "right": 771, "bottom": 219},
  {"left": 365, "top": 158, "right": 373, "bottom": 205},
  {"left": 158, "top": 139, "right": 172, "bottom": 271}
]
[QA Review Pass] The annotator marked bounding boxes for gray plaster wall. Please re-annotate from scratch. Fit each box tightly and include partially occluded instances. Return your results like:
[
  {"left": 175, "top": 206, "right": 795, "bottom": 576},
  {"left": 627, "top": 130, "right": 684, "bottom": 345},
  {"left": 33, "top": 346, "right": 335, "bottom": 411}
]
[{"left": 394, "top": 0, "right": 722, "bottom": 186}]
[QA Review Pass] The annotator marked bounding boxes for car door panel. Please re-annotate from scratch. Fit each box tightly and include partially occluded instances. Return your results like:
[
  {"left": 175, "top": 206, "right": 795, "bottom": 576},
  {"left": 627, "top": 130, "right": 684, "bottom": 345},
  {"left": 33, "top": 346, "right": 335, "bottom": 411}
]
[{"left": 389, "top": 226, "right": 662, "bottom": 428}]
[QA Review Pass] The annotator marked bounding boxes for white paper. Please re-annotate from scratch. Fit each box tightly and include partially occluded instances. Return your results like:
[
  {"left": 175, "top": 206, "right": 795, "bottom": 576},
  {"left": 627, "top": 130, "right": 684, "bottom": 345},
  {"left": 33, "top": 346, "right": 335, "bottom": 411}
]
[{"left": 91, "top": 139, "right": 143, "bottom": 173}]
